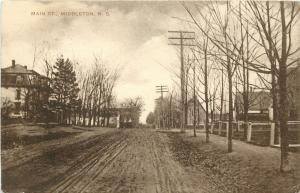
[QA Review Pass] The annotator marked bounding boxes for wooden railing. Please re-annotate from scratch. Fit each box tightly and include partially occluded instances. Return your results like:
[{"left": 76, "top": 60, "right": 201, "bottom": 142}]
[{"left": 211, "top": 121, "right": 300, "bottom": 146}]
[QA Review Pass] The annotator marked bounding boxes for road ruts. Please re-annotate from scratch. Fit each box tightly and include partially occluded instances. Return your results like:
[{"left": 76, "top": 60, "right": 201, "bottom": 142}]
[
  {"left": 45, "top": 132, "right": 128, "bottom": 193},
  {"left": 3, "top": 129, "right": 210, "bottom": 193},
  {"left": 46, "top": 129, "right": 206, "bottom": 193},
  {"left": 2, "top": 128, "right": 115, "bottom": 170}
]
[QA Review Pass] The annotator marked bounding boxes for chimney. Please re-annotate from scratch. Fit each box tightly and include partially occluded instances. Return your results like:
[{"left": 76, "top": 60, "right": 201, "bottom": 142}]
[
  {"left": 24, "top": 65, "right": 27, "bottom": 69},
  {"left": 12, "top": 60, "right": 15, "bottom": 67}
]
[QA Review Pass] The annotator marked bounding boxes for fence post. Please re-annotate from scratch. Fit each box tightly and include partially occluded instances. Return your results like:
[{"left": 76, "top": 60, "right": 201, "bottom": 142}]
[
  {"left": 270, "top": 122, "right": 275, "bottom": 146},
  {"left": 226, "top": 122, "right": 229, "bottom": 137},
  {"left": 247, "top": 122, "right": 252, "bottom": 142},
  {"left": 218, "top": 121, "right": 222, "bottom": 135},
  {"left": 278, "top": 125, "right": 281, "bottom": 145}
]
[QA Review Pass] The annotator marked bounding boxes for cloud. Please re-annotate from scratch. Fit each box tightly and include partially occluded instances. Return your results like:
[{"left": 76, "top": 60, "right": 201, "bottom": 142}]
[{"left": 115, "top": 35, "right": 178, "bottom": 122}]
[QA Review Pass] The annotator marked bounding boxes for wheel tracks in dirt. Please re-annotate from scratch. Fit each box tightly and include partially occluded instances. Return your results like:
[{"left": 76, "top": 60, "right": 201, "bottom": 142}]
[
  {"left": 2, "top": 132, "right": 124, "bottom": 193},
  {"left": 2, "top": 133, "right": 101, "bottom": 170},
  {"left": 46, "top": 132, "right": 128, "bottom": 193},
  {"left": 76, "top": 138, "right": 128, "bottom": 193},
  {"left": 50, "top": 132, "right": 123, "bottom": 176},
  {"left": 148, "top": 132, "right": 172, "bottom": 193},
  {"left": 106, "top": 131, "right": 146, "bottom": 193}
]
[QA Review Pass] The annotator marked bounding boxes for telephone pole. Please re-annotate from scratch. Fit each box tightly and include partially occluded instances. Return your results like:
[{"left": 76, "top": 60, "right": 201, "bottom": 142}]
[
  {"left": 193, "top": 59, "right": 197, "bottom": 137},
  {"left": 168, "top": 31, "right": 195, "bottom": 131},
  {"left": 156, "top": 85, "right": 168, "bottom": 129},
  {"left": 154, "top": 98, "right": 160, "bottom": 129}
]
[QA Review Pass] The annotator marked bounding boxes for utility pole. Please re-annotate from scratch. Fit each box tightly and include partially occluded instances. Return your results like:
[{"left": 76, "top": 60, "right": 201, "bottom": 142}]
[
  {"left": 168, "top": 30, "right": 195, "bottom": 131},
  {"left": 154, "top": 98, "right": 160, "bottom": 129},
  {"left": 156, "top": 85, "right": 168, "bottom": 129},
  {"left": 220, "top": 68, "right": 224, "bottom": 122},
  {"left": 186, "top": 55, "right": 192, "bottom": 126},
  {"left": 169, "top": 91, "right": 173, "bottom": 129}
]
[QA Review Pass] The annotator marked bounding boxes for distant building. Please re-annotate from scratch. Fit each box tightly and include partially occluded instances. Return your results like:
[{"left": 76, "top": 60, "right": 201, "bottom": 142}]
[
  {"left": 101, "top": 106, "right": 140, "bottom": 128},
  {"left": 235, "top": 91, "right": 272, "bottom": 122},
  {"left": 118, "top": 106, "right": 140, "bottom": 128},
  {"left": 75, "top": 106, "right": 140, "bottom": 128},
  {"left": 235, "top": 66, "right": 300, "bottom": 122},
  {"left": 187, "top": 97, "right": 206, "bottom": 126},
  {"left": 1, "top": 60, "right": 51, "bottom": 120}
]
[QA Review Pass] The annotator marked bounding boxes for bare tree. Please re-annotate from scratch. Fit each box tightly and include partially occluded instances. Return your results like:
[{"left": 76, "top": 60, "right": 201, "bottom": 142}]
[
  {"left": 183, "top": 0, "right": 299, "bottom": 169},
  {"left": 76, "top": 57, "right": 120, "bottom": 127},
  {"left": 246, "top": 1, "right": 300, "bottom": 172},
  {"left": 121, "top": 96, "right": 144, "bottom": 127},
  {"left": 191, "top": 35, "right": 211, "bottom": 143}
]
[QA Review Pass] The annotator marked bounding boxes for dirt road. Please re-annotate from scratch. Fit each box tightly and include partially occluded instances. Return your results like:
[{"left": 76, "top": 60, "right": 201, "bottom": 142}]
[
  {"left": 2, "top": 129, "right": 207, "bottom": 193},
  {"left": 4, "top": 128, "right": 299, "bottom": 193}
]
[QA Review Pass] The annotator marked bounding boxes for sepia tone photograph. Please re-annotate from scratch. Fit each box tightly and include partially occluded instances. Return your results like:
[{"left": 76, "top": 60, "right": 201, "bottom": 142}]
[{"left": 1, "top": 1, "right": 300, "bottom": 193}]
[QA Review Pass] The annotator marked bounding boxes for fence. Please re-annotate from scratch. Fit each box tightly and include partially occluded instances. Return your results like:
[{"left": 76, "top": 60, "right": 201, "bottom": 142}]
[{"left": 212, "top": 121, "right": 300, "bottom": 147}]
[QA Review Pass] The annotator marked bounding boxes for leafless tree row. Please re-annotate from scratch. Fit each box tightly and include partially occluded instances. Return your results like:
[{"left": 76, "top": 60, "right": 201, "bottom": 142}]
[
  {"left": 76, "top": 57, "right": 120, "bottom": 127},
  {"left": 178, "top": 1, "right": 299, "bottom": 172}
]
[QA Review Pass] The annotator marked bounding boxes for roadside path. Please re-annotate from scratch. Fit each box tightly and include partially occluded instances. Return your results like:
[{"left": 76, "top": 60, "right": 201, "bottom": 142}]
[
  {"left": 185, "top": 130, "right": 300, "bottom": 169},
  {"left": 1, "top": 127, "right": 115, "bottom": 170}
]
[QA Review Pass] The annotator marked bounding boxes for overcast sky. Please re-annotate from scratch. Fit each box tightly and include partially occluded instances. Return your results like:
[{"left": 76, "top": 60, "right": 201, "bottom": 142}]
[{"left": 1, "top": 1, "right": 197, "bottom": 122}]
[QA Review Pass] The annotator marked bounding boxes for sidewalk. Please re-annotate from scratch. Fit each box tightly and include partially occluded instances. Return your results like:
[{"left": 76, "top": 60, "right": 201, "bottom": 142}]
[
  {"left": 168, "top": 129, "right": 300, "bottom": 193},
  {"left": 185, "top": 129, "right": 300, "bottom": 170}
]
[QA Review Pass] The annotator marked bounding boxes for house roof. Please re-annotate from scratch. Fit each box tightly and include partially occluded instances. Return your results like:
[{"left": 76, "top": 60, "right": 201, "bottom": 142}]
[
  {"left": 1, "top": 64, "right": 48, "bottom": 79},
  {"left": 187, "top": 97, "right": 200, "bottom": 105},
  {"left": 187, "top": 97, "right": 205, "bottom": 111},
  {"left": 1, "top": 64, "right": 35, "bottom": 74},
  {"left": 287, "top": 66, "right": 300, "bottom": 111},
  {"left": 236, "top": 91, "right": 272, "bottom": 111},
  {"left": 287, "top": 66, "right": 300, "bottom": 88}
]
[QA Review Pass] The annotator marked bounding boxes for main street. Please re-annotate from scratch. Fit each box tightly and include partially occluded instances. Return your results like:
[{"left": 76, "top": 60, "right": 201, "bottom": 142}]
[{"left": 2, "top": 126, "right": 300, "bottom": 193}]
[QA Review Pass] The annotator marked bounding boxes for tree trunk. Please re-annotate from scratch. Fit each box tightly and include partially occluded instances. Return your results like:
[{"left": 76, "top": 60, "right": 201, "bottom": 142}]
[
  {"left": 220, "top": 69, "right": 224, "bottom": 121},
  {"left": 97, "top": 107, "right": 100, "bottom": 126},
  {"left": 93, "top": 107, "right": 96, "bottom": 126},
  {"left": 88, "top": 108, "right": 92, "bottom": 127},
  {"left": 83, "top": 107, "right": 86, "bottom": 126},
  {"left": 266, "top": 1, "right": 279, "bottom": 144},
  {"left": 68, "top": 109, "right": 72, "bottom": 125},
  {"left": 225, "top": 1, "right": 233, "bottom": 152},
  {"left": 193, "top": 64, "right": 197, "bottom": 137},
  {"left": 227, "top": 64, "right": 233, "bottom": 153},
  {"left": 170, "top": 95, "right": 173, "bottom": 128},
  {"left": 180, "top": 32, "right": 185, "bottom": 131},
  {"left": 204, "top": 47, "right": 209, "bottom": 143},
  {"left": 107, "top": 116, "right": 110, "bottom": 127},
  {"left": 279, "top": 1, "right": 290, "bottom": 172},
  {"left": 185, "top": 72, "right": 188, "bottom": 128},
  {"left": 74, "top": 111, "right": 77, "bottom": 125}
]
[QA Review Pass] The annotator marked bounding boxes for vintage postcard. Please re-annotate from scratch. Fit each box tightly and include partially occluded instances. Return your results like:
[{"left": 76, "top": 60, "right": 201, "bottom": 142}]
[{"left": 1, "top": 1, "right": 300, "bottom": 193}]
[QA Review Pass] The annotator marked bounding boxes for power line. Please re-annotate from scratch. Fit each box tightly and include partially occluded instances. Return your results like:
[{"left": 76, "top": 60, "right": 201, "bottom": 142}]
[{"left": 156, "top": 85, "right": 168, "bottom": 99}]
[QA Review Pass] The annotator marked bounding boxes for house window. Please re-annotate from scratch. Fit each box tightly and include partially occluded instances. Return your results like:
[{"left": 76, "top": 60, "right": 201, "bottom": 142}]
[
  {"left": 16, "top": 75, "right": 22, "bottom": 85},
  {"left": 1, "top": 76, "right": 6, "bottom": 86},
  {"left": 16, "top": 89, "right": 21, "bottom": 100},
  {"left": 9, "top": 76, "right": 17, "bottom": 85}
]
